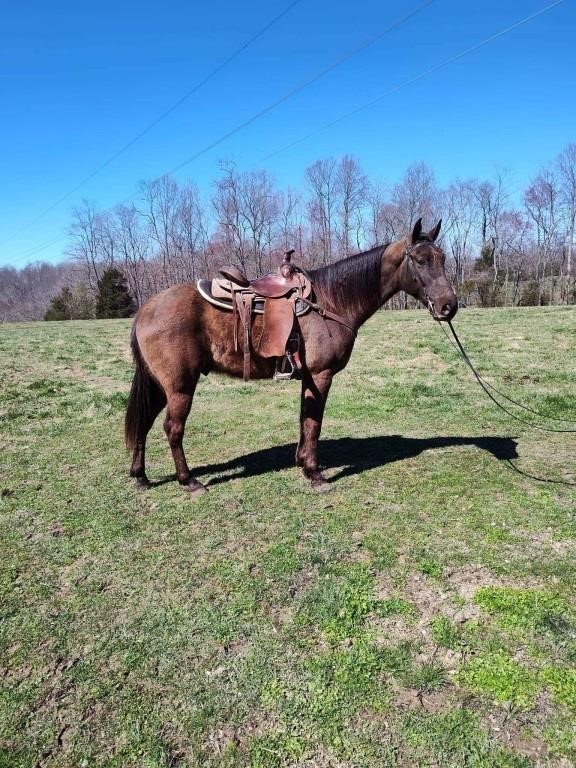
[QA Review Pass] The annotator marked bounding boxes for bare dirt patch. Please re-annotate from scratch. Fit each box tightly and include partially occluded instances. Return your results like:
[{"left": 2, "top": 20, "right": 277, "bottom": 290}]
[
  {"left": 393, "top": 684, "right": 457, "bottom": 713},
  {"left": 372, "top": 565, "right": 543, "bottom": 650},
  {"left": 477, "top": 691, "right": 565, "bottom": 766},
  {"left": 204, "top": 715, "right": 279, "bottom": 761},
  {"left": 444, "top": 564, "right": 507, "bottom": 601}
]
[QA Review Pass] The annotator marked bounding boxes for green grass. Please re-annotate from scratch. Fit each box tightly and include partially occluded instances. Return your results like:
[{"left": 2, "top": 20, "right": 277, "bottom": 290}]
[
  {"left": 1, "top": 306, "right": 575, "bottom": 766},
  {"left": 474, "top": 587, "right": 568, "bottom": 631},
  {"left": 456, "top": 652, "right": 540, "bottom": 709}
]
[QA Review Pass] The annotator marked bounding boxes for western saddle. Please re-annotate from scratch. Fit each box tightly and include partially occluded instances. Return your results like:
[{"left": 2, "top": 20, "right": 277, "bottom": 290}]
[{"left": 197, "top": 251, "right": 314, "bottom": 381}]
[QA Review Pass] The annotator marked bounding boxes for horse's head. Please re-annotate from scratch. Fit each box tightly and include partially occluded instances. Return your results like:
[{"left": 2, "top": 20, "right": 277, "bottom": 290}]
[{"left": 400, "top": 218, "right": 458, "bottom": 321}]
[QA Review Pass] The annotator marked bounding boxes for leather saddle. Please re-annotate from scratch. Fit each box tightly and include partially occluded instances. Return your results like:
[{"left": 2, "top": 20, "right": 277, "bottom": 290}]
[{"left": 197, "top": 251, "right": 313, "bottom": 381}]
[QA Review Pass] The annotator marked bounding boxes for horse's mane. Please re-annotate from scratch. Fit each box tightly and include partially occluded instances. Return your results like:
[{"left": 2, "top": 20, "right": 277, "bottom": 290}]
[{"left": 308, "top": 245, "right": 387, "bottom": 321}]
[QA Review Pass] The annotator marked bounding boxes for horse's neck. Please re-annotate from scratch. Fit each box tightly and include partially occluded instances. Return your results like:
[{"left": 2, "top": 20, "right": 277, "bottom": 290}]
[
  {"left": 344, "top": 242, "right": 407, "bottom": 328},
  {"left": 377, "top": 241, "right": 407, "bottom": 309},
  {"left": 310, "top": 246, "right": 389, "bottom": 330}
]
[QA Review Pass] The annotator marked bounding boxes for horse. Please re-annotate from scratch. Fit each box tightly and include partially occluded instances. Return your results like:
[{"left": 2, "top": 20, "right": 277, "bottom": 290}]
[{"left": 125, "top": 218, "right": 458, "bottom": 496}]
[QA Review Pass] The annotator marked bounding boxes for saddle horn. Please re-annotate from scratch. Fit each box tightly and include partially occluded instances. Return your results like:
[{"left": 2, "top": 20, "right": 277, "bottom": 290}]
[{"left": 281, "top": 249, "right": 296, "bottom": 278}]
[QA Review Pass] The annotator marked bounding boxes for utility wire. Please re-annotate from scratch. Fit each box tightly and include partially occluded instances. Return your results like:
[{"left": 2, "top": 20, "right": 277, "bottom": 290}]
[
  {"left": 4, "top": 235, "right": 64, "bottom": 263},
  {"left": 1, "top": 0, "right": 303, "bottom": 250},
  {"left": 160, "top": 0, "right": 435, "bottom": 178},
  {"left": 7, "top": 0, "right": 564, "bottom": 266},
  {"left": 262, "top": 0, "right": 566, "bottom": 160},
  {"left": 5, "top": 0, "right": 434, "bottom": 263}
]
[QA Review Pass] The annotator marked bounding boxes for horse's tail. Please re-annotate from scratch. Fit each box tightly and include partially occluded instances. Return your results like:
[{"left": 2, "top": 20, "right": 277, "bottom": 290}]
[{"left": 125, "top": 325, "right": 165, "bottom": 450}]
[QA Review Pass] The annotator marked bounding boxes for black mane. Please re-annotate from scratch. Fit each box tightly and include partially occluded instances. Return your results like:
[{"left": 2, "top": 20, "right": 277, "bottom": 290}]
[{"left": 308, "top": 245, "right": 386, "bottom": 322}]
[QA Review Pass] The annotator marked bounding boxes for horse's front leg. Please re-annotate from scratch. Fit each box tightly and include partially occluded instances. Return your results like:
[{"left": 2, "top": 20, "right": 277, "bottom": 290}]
[{"left": 296, "top": 369, "right": 333, "bottom": 491}]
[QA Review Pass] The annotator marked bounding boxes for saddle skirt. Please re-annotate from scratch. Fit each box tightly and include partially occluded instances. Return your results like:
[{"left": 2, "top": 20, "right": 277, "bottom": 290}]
[{"left": 196, "top": 259, "right": 313, "bottom": 380}]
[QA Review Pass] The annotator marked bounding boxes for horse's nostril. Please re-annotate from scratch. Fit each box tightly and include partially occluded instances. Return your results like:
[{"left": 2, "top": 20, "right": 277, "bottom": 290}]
[{"left": 441, "top": 303, "right": 452, "bottom": 316}]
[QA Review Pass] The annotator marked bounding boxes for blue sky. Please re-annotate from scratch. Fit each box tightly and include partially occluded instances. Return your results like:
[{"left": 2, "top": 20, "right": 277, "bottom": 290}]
[{"left": 1, "top": 0, "right": 574, "bottom": 268}]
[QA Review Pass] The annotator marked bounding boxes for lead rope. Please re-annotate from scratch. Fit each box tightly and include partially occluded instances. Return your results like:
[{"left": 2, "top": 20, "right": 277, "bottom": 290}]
[
  {"left": 438, "top": 319, "right": 576, "bottom": 434},
  {"left": 402, "top": 245, "right": 576, "bottom": 431}
]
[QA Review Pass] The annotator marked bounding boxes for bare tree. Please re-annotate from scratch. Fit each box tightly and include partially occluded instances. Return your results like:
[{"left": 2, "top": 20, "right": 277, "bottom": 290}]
[
  {"left": 67, "top": 200, "right": 114, "bottom": 289},
  {"left": 365, "top": 180, "right": 397, "bottom": 247},
  {"left": 213, "top": 162, "right": 249, "bottom": 272},
  {"left": 497, "top": 210, "right": 531, "bottom": 305},
  {"left": 139, "top": 175, "right": 181, "bottom": 287},
  {"left": 277, "top": 188, "right": 303, "bottom": 256},
  {"left": 524, "top": 168, "right": 562, "bottom": 303},
  {"left": 174, "top": 182, "right": 208, "bottom": 280},
  {"left": 212, "top": 162, "right": 279, "bottom": 276},
  {"left": 335, "top": 155, "right": 368, "bottom": 256},
  {"left": 113, "top": 204, "right": 151, "bottom": 306},
  {"left": 305, "top": 157, "right": 338, "bottom": 265},
  {"left": 472, "top": 171, "right": 510, "bottom": 283},
  {"left": 441, "top": 179, "right": 480, "bottom": 286},
  {"left": 556, "top": 142, "right": 576, "bottom": 301},
  {"left": 391, "top": 162, "right": 439, "bottom": 233},
  {"left": 240, "top": 169, "right": 279, "bottom": 274}
]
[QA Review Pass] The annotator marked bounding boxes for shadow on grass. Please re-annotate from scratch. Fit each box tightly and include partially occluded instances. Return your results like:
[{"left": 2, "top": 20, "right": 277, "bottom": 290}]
[{"left": 150, "top": 435, "right": 518, "bottom": 488}]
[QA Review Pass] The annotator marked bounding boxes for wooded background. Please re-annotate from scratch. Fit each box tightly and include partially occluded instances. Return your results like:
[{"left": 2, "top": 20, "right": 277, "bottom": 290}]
[{"left": 2, "top": 142, "right": 575, "bottom": 321}]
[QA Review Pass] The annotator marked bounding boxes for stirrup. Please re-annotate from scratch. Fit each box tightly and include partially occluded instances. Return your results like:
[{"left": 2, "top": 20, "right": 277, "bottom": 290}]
[{"left": 273, "top": 354, "right": 301, "bottom": 381}]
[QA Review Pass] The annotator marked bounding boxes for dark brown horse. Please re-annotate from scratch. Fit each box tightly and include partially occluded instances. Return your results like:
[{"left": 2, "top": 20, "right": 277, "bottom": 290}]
[{"left": 125, "top": 218, "right": 457, "bottom": 496}]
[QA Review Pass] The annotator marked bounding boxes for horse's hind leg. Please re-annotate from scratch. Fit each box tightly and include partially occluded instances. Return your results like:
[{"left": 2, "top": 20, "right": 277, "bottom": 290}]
[
  {"left": 164, "top": 385, "right": 208, "bottom": 498},
  {"left": 129, "top": 389, "right": 166, "bottom": 488},
  {"left": 126, "top": 355, "right": 167, "bottom": 489}
]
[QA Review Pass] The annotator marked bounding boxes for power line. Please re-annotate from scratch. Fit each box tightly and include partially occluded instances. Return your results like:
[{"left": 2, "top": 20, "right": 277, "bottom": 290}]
[
  {"left": 6, "top": 0, "right": 434, "bottom": 266},
  {"left": 262, "top": 0, "right": 566, "bottom": 161},
  {"left": 1, "top": 0, "right": 302, "bottom": 250},
  {"left": 8, "top": 1, "right": 565, "bottom": 267},
  {"left": 2, "top": 235, "right": 64, "bottom": 264},
  {"left": 161, "top": 0, "right": 435, "bottom": 178}
]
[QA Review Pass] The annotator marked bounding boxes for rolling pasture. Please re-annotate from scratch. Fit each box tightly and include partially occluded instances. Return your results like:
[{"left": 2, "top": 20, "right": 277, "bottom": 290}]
[{"left": 1, "top": 307, "right": 575, "bottom": 767}]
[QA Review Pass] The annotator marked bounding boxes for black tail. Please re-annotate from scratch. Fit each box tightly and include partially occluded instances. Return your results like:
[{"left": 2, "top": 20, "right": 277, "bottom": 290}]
[{"left": 125, "top": 326, "right": 165, "bottom": 450}]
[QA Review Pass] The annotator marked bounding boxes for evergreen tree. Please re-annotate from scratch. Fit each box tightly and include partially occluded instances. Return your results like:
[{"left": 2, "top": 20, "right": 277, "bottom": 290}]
[
  {"left": 44, "top": 286, "right": 74, "bottom": 320},
  {"left": 95, "top": 268, "right": 136, "bottom": 319},
  {"left": 72, "top": 283, "right": 95, "bottom": 319},
  {"left": 44, "top": 283, "right": 95, "bottom": 321}
]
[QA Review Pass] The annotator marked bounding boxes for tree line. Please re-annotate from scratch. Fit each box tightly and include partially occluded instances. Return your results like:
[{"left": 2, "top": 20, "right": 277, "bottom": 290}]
[{"left": 2, "top": 143, "right": 575, "bottom": 321}]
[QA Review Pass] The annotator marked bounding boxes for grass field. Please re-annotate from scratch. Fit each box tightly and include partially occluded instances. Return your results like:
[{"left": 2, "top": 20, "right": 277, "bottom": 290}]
[{"left": 1, "top": 306, "right": 575, "bottom": 768}]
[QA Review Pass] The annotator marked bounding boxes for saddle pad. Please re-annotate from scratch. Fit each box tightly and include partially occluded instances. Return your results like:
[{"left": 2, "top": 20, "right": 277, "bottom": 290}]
[
  {"left": 196, "top": 279, "right": 311, "bottom": 317},
  {"left": 257, "top": 297, "right": 295, "bottom": 357}
]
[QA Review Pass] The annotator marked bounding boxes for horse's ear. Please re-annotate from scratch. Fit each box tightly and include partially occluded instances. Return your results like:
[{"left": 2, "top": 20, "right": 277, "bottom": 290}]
[
  {"left": 411, "top": 218, "right": 423, "bottom": 244},
  {"left": 430, "top": 219, "right": 442, "bottom": 241}
]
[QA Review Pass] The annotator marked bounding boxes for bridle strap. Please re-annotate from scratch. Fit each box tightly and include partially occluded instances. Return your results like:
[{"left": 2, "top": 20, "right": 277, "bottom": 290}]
[
  {"left": 300, "top": 296, "right": 357, "bottom": 337},
  {"left": 402, "top": 242, "right": 437, "bottom": 318}
]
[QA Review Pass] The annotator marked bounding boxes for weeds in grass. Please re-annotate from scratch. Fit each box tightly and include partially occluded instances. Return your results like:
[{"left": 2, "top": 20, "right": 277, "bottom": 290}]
[
  {"left": 429, "top": 616, "right": 462, "bottom": 650},
  {"left": 456, "top": 652, "right": 539, "bottom": 708},
  {"left": 474, "top": 586, "right": 568, "bottom": 631},
  {"left": 404, "top": 660, "right": 447, "bottom": 694}
]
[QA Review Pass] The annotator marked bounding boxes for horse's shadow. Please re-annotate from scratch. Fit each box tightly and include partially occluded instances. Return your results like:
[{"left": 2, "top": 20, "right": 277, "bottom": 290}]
[{"left": 151, "top": 434, "right": 518, "bottom": 488}]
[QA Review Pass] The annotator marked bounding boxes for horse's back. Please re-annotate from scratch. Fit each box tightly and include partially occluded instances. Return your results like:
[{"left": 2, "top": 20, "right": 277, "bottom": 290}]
[{"left": 136, "top": 283, "right": 200, "bottom": 324}]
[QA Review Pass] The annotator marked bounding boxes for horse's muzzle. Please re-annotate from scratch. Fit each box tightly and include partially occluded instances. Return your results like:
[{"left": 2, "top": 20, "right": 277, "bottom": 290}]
[{"left": 428, "top": 296, "right": 458, "bottom": 322}]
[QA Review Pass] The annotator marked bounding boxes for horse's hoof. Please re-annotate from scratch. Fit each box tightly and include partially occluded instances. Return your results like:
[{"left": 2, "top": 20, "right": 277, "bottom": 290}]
[
  {"left": 134, "top": 476, "right": 151, "bottom": 490},
  {"left": 188, "top": 481, "right": 208, "bottom": 499},
  {"left": 311, "top": 478, "right": 331, "bottom": 493}
]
